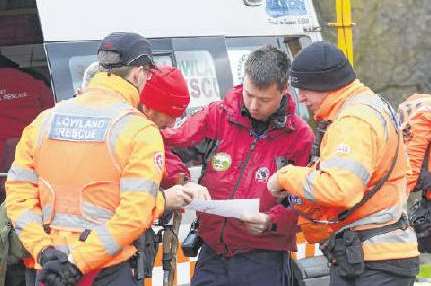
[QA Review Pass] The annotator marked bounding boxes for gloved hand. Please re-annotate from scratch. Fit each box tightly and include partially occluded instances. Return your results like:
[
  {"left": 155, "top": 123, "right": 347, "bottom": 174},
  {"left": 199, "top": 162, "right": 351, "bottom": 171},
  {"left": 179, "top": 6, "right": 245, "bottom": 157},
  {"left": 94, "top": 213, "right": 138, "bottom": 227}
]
[
  {"left": 38, "top": 247, "right": 68, "bottom": 266},
  {"left": 39, "top": 259, "right": 83, "bottom": 286},
  {"left": 267, "top": 172, "right": 288, "bottom": 199}
]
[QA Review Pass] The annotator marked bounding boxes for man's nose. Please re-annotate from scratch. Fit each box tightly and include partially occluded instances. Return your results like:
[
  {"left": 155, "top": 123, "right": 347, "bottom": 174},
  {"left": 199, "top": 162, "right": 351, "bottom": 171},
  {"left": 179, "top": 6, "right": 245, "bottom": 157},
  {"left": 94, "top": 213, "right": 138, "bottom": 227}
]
[{"left": 250, "top": 99, "right": 259, "bottom": 111}]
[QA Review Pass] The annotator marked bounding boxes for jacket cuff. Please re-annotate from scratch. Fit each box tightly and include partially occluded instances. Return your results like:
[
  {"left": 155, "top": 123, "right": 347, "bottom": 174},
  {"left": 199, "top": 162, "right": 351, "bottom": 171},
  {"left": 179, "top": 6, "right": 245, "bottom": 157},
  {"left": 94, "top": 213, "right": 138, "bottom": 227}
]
[{"left": 268, "top": 205, "right": 299, "bottom": 235}]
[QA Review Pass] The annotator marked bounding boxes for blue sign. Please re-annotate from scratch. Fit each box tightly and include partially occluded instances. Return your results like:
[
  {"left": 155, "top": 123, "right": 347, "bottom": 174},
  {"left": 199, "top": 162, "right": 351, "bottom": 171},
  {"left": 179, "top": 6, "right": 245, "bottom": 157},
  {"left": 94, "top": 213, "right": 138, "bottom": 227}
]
[
  {"left": 266, "top": 0, "right": 307, "bottom": 18},
  {"left": 49, "top": 114, "right": 110, "bottom": 142}
]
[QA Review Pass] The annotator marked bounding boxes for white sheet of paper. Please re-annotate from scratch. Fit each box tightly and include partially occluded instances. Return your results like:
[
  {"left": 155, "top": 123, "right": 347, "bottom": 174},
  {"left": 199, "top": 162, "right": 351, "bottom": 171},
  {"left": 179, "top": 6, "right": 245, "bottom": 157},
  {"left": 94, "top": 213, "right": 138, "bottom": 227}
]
[{"left": 185, "top": 199, "right": 259, "bottom": 218}]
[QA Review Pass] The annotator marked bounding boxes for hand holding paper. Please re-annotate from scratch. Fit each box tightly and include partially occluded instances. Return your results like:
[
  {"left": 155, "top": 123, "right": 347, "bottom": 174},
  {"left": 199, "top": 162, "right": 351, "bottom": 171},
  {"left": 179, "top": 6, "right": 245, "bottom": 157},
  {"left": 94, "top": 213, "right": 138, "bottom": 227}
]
[{"left": 240, "top": 213, "right": 272, "bottom": 235}]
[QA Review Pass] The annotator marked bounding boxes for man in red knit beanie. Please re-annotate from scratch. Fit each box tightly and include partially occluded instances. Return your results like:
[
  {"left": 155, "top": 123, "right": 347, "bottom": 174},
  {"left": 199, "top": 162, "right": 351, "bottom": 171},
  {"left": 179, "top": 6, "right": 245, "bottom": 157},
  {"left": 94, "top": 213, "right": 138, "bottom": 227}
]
[
  {"left": 140, "top": 66, "right": 190, "bottom": 129},
  {"left": 139, "top": 66, "right": 209, "bottom": 194}
]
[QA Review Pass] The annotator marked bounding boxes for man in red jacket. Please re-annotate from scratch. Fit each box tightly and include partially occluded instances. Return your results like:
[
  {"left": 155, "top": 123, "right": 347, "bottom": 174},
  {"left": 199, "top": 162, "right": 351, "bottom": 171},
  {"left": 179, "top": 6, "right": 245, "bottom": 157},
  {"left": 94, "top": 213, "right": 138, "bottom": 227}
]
[
  {"left": 0, "top": 55, "right": 54, "bottom": 203},
  {"left": 163, "top": 46, "right": 314, "bottom": 286}
]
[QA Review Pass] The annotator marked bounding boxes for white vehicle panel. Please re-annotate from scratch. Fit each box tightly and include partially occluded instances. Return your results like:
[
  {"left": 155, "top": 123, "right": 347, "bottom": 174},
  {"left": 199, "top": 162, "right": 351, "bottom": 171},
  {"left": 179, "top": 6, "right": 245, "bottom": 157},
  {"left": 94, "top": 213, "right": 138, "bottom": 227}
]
[{"left": 36, "top": 0, "right": 321, "bottom": 41}]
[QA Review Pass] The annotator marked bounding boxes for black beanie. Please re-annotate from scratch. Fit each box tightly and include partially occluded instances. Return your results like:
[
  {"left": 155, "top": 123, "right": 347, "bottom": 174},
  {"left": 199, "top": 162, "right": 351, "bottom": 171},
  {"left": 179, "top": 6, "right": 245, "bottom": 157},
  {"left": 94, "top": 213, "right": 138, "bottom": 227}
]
[{"left": 290, "top": 41, "right": 356, "bottom": 92}]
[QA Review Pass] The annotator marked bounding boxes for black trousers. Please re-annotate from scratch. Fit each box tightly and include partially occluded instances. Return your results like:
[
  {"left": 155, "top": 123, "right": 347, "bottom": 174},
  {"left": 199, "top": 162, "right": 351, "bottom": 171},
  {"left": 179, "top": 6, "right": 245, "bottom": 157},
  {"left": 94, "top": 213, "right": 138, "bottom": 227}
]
[
  {"left": 329, "top": 257, "right": 419, "bottom": 286},
  {"left": 191, "top": 244, "right": 293, "bottom": 286}
]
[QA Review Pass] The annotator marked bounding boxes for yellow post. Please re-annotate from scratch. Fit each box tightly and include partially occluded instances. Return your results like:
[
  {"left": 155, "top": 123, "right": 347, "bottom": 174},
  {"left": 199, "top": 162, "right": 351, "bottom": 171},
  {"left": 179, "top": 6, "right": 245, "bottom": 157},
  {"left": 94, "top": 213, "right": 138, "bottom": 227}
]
[{"left": 328, "top": 0, "right": 354, "bottom": 67}]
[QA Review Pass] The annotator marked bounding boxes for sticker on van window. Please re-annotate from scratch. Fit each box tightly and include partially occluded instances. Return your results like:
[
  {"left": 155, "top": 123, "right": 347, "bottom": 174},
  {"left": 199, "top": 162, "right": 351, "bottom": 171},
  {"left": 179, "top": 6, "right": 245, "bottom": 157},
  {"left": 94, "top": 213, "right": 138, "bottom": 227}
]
[
  {"left": 69, "top": 55, "right": 98, "bottom": 92},
  {"left": 227, "top": 50, "right": 250, "bottom": 86},
  {"left": 266, "top": 0, "right": 307, "bottom": 17},
  {"left": 175, "top": 50, "right": 220, "bottom": 112}
]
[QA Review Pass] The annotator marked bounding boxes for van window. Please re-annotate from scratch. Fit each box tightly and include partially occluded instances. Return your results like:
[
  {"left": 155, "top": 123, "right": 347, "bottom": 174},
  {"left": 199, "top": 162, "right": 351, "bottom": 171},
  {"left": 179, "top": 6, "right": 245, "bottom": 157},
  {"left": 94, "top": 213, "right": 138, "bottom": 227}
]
[
  {"left": 175, "top": 50, "right": 221, "bottom": 111},
  {"left": 69, "top": 55, "right": 97, "bottom": 92},
  {"left": 46, "top": 37, "right": 232, "bottom": 104},
  {"left": 47, "top": 36, "right": 309, "bottom": 120},
  {"left": 68, "top": 53, "right": 175, "bottom": 93}
]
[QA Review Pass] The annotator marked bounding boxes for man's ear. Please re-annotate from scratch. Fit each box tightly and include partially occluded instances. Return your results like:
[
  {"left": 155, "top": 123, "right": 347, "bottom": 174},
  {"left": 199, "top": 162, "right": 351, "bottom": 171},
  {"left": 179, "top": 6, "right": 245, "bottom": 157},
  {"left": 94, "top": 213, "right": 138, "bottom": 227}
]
[
  {"left": 140, "top": 104, "right": 153, "bottom": 118},
  {"left": 127, "top": 66, "right": 142, "bottom": 86},
  {"left": 130, "top": 67, "right": 142, "bottom": 85}
]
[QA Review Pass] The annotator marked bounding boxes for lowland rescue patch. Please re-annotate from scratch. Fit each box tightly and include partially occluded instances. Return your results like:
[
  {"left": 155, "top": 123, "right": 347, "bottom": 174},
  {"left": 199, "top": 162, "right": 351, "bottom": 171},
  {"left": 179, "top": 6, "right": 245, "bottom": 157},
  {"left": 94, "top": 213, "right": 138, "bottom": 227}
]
[{"left": 49, "top": 114, "right": 110, "bottom": 142}]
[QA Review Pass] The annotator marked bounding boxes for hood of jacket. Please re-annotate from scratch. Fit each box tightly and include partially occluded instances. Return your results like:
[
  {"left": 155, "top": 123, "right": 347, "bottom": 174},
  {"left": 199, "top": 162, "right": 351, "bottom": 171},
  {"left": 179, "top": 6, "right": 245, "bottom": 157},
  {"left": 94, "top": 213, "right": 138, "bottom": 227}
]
[{"left": 87, "top": 72, "right": 140, "bottom": 108}]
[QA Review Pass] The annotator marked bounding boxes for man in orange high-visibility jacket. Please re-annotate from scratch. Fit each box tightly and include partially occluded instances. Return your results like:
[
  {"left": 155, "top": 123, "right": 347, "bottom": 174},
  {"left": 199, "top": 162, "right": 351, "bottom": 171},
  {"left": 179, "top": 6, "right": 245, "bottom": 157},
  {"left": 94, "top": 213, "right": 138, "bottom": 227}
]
[
  {"left": 267, "top": 41, "right": 419, "bottom": 286},
  {"left": 5, "top": 32, "right": 199, "bottom": 286}
]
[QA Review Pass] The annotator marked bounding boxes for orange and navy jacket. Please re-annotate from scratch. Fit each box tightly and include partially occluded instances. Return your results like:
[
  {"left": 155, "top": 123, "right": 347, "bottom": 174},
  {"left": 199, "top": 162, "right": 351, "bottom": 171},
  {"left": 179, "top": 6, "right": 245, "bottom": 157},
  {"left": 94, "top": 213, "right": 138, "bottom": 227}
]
[
  {"left": 277, "top": 80, "right": 419, "bottom": 261},
  {"left": 5, "top": 72, "right": 165, "bottom": 274},
  {"left": 163, "top": 85, "right": 314, "bottom": 256}
]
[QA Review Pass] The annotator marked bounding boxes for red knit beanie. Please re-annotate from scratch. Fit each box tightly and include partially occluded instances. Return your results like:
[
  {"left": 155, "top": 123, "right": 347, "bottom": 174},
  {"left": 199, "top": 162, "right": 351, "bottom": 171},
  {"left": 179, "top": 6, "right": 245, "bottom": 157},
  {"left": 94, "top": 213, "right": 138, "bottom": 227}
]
[{"left": 140, "top": 66, "right": 190, "bottom": 117}]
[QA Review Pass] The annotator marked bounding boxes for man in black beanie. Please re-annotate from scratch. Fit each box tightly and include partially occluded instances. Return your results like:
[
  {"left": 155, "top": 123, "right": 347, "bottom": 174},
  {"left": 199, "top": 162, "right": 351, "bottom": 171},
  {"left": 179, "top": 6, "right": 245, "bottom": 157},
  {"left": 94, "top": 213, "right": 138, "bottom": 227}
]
[{"left": 267, "top": 41, "right": 419, "bottom": 286}]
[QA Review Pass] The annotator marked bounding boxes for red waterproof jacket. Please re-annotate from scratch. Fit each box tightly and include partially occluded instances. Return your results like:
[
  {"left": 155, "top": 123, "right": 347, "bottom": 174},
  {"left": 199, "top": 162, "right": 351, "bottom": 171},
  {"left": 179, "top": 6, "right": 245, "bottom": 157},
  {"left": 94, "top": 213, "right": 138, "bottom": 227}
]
[
  {"left": 163, "top": 85, "right": 314, "bottom": 256},
  {"left": 161, "top": 147, "right": 191, "bottom": 189}
]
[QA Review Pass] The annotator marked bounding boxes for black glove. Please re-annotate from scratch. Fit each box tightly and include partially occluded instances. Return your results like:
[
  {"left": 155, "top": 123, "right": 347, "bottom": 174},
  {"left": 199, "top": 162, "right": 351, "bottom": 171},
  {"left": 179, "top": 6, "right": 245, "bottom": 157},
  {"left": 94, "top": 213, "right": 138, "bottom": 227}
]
[
  {"left": 38, "top": 247, "right": 68, "bottom": 266},
  {"left": 39, "top": 259, "right": 83, "bottom": 286}
]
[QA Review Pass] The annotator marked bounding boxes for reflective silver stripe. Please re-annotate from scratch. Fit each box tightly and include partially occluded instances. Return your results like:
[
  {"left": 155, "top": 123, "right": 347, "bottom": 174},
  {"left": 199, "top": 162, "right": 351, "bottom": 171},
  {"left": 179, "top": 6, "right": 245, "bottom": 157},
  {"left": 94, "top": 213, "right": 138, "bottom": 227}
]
[
  {"left": 303, "top": 171, "right": 318, "bottom": 201},
  {"left": 364, "top": 226, "right": 418, "bottom": 244},
  {"left": 108, "top": 114, "right": 134, "bottom": 171},
  {"left": 94, "top": 224, "right": 121, "bottom": 256},
  {"left": 345, "top": 204, "right": 404, "bottom": 229},
  {"left": 15, "top": 210, "right": 42, "bottom": 235},
  {"left": 120, "top": 178, "right": 158, "bottom": 197},
  {"left": 42, "top": 206, "right": 52, "bottom": 223},
  {"left": 367, "top": 106, "right": 388, "bottom": 140},
  {"left": 109, "top": 115, "right": 133, "bottom": 153},
  {"left": 82, "top": 201, "right": 114, "bottom": 221},
  {"left": 36, "top": 112, "right": 53, "bottom": 149},
  {"left": 341, "top": 94, "right": 394, "bottom": 140},
  {"left": 7, "top": 165, "right": 38, "bottom": 184},
  {"left": 320, "top": 156, "right": 371, "bottom": 185},
  {"left": 50, "top": 213, "right": 102, "bottom": 230}
]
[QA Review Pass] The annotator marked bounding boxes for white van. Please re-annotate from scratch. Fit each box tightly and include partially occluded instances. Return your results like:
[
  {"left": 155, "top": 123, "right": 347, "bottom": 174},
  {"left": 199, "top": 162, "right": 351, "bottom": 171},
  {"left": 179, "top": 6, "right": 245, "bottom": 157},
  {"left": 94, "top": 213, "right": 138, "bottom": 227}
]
[{"left": 0, "top": 0, "right": 322, "bottom": 285}]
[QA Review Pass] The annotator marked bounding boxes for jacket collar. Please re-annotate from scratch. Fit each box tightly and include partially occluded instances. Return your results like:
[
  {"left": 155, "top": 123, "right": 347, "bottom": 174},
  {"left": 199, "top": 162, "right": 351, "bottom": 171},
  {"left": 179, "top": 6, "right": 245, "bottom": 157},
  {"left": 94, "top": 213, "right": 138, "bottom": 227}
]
[
  {"left": 314, "top": 79, "right": 372, "bottom": 121},
  {"left": 87, "top": 72, "right": 140, "bottom": 108},
  {"left": 224, "top": 85, "right": 296, "bottom": 132}
]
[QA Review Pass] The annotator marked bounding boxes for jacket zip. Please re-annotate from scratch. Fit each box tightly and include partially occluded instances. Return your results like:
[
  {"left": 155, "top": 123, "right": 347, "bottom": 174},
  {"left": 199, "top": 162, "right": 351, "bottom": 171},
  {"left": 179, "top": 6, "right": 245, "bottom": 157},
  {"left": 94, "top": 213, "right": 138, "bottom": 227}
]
[{"left": 219, "top": 137, "right": 258, "bottom": 254}]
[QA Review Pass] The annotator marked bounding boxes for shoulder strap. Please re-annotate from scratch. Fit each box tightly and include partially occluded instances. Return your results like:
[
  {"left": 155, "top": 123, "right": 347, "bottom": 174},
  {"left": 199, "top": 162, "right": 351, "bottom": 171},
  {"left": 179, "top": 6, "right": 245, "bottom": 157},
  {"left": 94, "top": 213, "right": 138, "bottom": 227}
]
[{"left": 338, "top": 137, "right": 399, "bottom": 221}]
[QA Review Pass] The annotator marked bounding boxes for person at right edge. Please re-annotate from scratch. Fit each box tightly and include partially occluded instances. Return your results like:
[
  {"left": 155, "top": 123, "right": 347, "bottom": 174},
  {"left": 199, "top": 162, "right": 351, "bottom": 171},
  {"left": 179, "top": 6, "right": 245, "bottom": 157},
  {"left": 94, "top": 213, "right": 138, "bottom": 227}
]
[
  {"left": 398, "top": 93, "right": 431, "bottom": 252},
  {"left": 267, "top": 41, "right": 419, "bottom": 286},
  {"left": 163, "top": 46, "right": 314, "bottom": 286}
]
